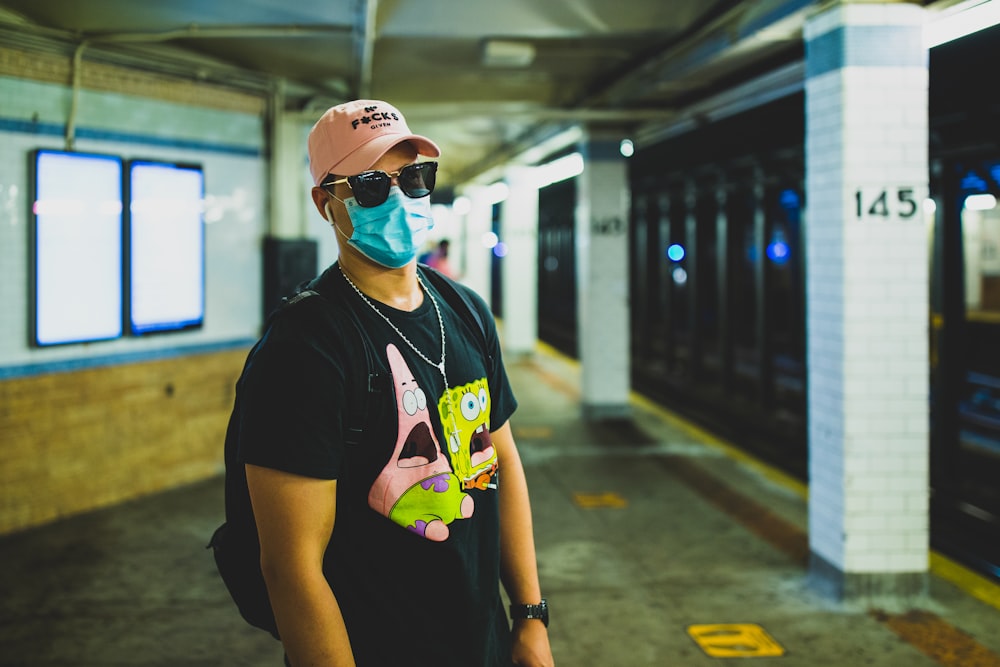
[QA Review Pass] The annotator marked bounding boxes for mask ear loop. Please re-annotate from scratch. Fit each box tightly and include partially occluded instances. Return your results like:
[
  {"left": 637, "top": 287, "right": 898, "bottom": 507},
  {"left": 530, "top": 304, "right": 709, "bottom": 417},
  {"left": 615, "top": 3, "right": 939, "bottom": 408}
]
[{"left": 325, "top": 201, "right": 352, "bottom": 242}]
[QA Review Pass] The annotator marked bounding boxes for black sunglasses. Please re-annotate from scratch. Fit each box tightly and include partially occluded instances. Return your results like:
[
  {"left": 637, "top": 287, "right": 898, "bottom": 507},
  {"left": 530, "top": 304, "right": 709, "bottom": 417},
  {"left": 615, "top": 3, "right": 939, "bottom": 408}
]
[{"left": 322, "top": 161, "right": 438, "bottom": 208}]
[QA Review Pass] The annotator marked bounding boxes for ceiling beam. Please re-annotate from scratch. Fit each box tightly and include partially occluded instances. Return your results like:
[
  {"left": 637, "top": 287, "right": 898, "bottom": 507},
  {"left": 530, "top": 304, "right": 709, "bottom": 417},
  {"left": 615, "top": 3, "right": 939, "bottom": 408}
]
[
  {"left": 69, "top": 24, "right": 349, "bottom": 43},
  {"left": 286, "top": 103, "right": 674, "bottom": 123}
]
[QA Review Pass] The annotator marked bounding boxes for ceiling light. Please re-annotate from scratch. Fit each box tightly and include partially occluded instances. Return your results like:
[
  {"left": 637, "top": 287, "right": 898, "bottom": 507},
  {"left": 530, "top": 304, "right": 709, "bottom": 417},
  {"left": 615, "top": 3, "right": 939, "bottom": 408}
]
[
  {"left": 482, "top": 40, "right": 536, "bottom": 68},
  {"left": 926, "top": 0, "right": 1000, "bottom": 48},
  {"left": 485, "top": 182, "right": 509, "bottom": 204},
  {"left": 965, "top": 193, "right": 997, "bottom": 210},
  {"left": 536, "top": 153, "right": 584, "bottom": 187}
]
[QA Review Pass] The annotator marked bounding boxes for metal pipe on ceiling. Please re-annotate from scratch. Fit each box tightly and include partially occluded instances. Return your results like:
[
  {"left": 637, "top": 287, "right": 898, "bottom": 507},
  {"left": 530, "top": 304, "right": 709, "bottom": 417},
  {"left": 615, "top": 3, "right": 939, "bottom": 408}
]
[{"left": 65, "top": 40, "right": 88, "bottom": 151}]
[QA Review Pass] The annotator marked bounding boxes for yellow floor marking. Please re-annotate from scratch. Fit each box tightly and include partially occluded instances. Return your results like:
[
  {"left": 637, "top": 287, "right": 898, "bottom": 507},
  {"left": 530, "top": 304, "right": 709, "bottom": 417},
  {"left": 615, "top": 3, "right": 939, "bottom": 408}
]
[
  {"left": 687, "top": 623, "right": 786, "bottom": 658},
  {"left": 513, "top": 426, "right": 553, "bottom": 439},
  {"left": 875, "top": 609, "right": 1000, "bottom": 667},
  {"left": 572, "top": 492, "right": 628, "bottom": 509}
]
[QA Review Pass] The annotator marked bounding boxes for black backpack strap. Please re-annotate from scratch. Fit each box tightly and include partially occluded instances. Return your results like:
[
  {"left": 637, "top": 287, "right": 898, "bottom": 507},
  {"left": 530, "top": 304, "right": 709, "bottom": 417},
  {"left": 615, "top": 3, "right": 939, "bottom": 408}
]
[
  {"left": 417, "top": 264, "right": 492, "bottom": 365},
  {"left": 301, "top": 271, "right": 383, "bottom": 446},
  {"left": 261, "top": 279, "right": 320, "bottom": 325},
  {"left": 338, "top": 292, "right": 383, "bottom": 446}
]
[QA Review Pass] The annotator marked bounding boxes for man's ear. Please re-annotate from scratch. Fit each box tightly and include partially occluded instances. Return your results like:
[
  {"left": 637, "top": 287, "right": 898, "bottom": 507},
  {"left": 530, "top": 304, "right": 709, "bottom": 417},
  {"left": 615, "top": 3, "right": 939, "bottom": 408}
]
[{"left": 310, "top": 186, "right": 329, "bottom": 219}]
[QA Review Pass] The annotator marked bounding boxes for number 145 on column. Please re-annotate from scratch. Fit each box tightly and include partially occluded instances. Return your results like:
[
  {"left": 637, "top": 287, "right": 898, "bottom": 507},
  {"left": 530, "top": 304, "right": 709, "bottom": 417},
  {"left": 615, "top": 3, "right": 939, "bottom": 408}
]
[{"left": 854, "top": 186, "right": 923, "bottom": 221}]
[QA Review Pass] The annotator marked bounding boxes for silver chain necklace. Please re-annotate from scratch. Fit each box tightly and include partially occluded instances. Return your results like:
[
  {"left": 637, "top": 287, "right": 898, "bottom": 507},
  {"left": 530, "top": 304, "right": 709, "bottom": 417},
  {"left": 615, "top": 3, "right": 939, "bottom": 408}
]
[{"left": 338, "top": 264, "right": 448, "bottom": 388}]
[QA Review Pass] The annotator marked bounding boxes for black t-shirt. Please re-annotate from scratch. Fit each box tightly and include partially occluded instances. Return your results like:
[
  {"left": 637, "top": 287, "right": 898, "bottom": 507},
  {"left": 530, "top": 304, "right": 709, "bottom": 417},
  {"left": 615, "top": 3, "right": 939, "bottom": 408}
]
[{"left": 233, "top": 263, "right": 517, "bottom": 666}]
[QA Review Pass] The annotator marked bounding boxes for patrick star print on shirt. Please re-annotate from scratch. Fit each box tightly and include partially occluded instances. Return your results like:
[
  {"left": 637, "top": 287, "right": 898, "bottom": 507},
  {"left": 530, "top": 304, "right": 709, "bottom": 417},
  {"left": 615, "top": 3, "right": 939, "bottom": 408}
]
[{"left": 367, "top": 343, "right": 475, "bottom": 541}]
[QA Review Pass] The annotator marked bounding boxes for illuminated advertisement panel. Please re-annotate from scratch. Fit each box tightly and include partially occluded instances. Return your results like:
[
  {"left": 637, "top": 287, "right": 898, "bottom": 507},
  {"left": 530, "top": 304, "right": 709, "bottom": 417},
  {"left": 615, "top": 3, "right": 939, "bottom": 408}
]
[
  {"left": 30, "top": 149, "right": 124, "bottom": 347},
  {"left": 127, "top": 160, "right": 205, "bottom": 335}
]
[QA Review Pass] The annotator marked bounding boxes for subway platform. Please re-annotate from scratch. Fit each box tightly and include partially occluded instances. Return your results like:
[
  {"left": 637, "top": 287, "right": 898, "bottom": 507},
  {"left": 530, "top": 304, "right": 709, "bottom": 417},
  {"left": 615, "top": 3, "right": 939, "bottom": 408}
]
[{"left": 1, "top": 346, "right": 999, "bottom": 667}]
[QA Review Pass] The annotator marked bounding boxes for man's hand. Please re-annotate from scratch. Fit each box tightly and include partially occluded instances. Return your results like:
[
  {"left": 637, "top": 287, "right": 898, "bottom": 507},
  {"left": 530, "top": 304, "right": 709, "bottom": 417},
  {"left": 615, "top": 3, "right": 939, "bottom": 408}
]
[{"left": 511, "top": 619, "right": 554, "bottom": 667}]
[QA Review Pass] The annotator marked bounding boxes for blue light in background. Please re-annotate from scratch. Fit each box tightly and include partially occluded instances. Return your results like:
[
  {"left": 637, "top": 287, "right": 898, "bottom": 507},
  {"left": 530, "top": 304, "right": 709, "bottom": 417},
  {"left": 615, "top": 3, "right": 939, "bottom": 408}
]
[
  {"left": 767, "top": 241, "right": 790, "bottom": 264},
  {"left": 961, "top": 171, "right": 988, "bottom": 192},
  {"left": 666, "top": 243, "right": 685, "bottom": 262},
  {"left": 493, "top": 242, "right": 509, "bottom": 258},
  {"left": 767, "top": 227, "right": 790, "bottom": 264},
  {"left": 779, "top": 189, "right": 800, "bottom": 209}
]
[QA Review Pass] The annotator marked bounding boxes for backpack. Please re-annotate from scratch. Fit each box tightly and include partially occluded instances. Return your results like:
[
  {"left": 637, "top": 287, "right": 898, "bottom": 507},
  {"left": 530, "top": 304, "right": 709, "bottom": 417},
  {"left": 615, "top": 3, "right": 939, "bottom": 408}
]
[{"left": 207, "top": 264, "right": 488, "bottom": 639}]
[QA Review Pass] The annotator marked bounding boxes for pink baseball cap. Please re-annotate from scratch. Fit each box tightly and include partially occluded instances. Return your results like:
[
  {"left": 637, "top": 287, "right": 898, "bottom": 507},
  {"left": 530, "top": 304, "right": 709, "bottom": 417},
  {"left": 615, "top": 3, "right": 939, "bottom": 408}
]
[{"left": 307, "top": 100, "right": 441, "bottom": 185}]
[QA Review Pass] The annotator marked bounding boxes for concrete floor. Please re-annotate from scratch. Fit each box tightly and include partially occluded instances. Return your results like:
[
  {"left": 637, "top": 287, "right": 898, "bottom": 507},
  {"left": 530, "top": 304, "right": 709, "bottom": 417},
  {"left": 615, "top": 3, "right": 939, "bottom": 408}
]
[{"left": 2, "top": 348, "right": 999, "bottom": 666}]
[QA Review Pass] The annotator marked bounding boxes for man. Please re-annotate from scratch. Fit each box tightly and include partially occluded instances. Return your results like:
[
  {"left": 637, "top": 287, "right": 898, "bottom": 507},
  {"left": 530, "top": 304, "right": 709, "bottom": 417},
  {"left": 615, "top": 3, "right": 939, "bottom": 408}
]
[
  {"left": 425, "top": 238, "right": 456, "bottom": 278},
  {"left": 234, "top": 99, "right": 554, "bottom": 667}
]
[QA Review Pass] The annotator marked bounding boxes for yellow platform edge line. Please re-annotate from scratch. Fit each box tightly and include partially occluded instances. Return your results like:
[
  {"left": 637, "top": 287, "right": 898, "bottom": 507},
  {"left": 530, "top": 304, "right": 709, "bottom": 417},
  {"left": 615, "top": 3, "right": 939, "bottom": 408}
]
[
  {"left": 929, "top": 552, "right": 1000, "bottom": 612},
  {"left": 530, "top": 343, "right": 1000, "bottom": 612},
  {"left": 534, "top": 341, "right": 580, "bottom": 369},
  {"left": 628, "top": 391, "right": 810, "bottom": 499}
]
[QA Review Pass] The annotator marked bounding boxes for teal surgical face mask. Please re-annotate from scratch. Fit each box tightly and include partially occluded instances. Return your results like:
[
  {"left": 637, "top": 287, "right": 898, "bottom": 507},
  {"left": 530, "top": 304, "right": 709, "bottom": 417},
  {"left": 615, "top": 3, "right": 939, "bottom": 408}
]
[{"left": 326, "top": 186, "right": 434, "bottom": 268}]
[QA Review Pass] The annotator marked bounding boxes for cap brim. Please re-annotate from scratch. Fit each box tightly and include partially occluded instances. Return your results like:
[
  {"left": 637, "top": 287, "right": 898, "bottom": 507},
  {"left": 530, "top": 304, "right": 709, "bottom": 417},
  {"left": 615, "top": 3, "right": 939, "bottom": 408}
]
[{"left": 328, "top": 133, "right": 441, "bottom": 177}]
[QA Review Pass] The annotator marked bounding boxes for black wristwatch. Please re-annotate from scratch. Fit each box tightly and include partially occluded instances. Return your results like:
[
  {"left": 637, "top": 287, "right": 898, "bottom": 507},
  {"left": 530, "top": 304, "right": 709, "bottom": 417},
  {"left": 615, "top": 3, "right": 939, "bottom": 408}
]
[{"left": 509, "top": 598, "right": 549, "bottom": 627}]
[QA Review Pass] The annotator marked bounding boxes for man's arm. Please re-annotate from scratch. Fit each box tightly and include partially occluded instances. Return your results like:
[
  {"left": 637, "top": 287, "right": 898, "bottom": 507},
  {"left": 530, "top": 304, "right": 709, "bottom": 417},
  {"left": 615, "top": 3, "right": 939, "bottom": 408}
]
[
  {"left": 492, "top": 422, "right": 555, "bottom": 667},
  {"left": 245, "top": 464, "right": 356, "bottom": 667}
]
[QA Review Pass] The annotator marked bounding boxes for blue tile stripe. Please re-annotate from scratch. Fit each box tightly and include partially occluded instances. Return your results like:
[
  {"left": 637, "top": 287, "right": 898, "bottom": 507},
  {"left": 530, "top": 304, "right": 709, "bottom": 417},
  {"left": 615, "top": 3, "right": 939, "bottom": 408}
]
[
  {"left": 0, "top": 338, "right": 255, "bottom": 380},
  {"left": 0, "top": 117, "right": 261, "bottom": 157},
  {"left": 806, "top": 25, "right": 926, "bottom": 79}
]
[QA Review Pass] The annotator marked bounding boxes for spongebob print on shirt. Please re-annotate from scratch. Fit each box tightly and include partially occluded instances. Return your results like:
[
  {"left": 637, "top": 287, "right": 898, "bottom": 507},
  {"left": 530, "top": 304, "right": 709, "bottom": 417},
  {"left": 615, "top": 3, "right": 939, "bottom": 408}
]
[
  {"left": 440, "top": 379, "right": 498, "bottom": 491},
  {"left": 367, "top": 343, "right": 499, "bottom": 541}
]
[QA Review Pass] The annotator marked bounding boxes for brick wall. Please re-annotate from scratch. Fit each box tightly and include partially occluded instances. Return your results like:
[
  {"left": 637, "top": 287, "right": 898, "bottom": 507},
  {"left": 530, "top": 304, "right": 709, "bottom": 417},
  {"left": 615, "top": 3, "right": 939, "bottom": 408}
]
[{"left": 0, "top": 348, "right": 248, "bottom": 534}]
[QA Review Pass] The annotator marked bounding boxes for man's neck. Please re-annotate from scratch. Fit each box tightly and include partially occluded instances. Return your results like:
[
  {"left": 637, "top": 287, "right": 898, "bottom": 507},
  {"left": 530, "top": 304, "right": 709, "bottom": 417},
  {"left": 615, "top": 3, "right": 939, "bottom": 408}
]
[{"left": 338, "top": 255, "right": 423, "bottom": 312}]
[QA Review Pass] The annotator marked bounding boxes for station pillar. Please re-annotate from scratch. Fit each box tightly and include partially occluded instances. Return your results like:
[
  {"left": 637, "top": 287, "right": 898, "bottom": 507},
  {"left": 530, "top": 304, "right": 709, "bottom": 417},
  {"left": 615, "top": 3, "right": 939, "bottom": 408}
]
[
  {"left": 803, "top": 2, "right": 930, "bottom": 602},
  {"left": 263, "top": 102, "right": 317, "bottom": 319},
  {"left": 576, "top": 131, "right": 631, "bottom": 420},
  {"left": 458, "top": 184, "right": 494, "bottom": 307},
  {"left": 269, "top": 102, "right": 305, "bottom": 238},
  {"left": 500, "top": 166, "right": 539, "bottom": 358}
]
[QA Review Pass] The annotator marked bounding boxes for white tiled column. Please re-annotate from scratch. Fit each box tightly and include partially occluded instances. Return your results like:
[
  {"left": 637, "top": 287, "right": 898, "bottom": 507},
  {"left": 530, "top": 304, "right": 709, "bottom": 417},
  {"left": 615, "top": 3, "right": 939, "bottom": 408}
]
[
  {"left": 500, "top": 166, "right": 539, "bottom": 357},
  {"left": 457, "top": 185, "right": 493, "bottom": 306},
  {"left": 576, "top": 132, "right": 630, "bottom": 419},
  {"left": 269, "top": 108, "right": 304, "bottom": 238},
  {"left": 804, "top": 2, "right": 930, "bottom": 602}
]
